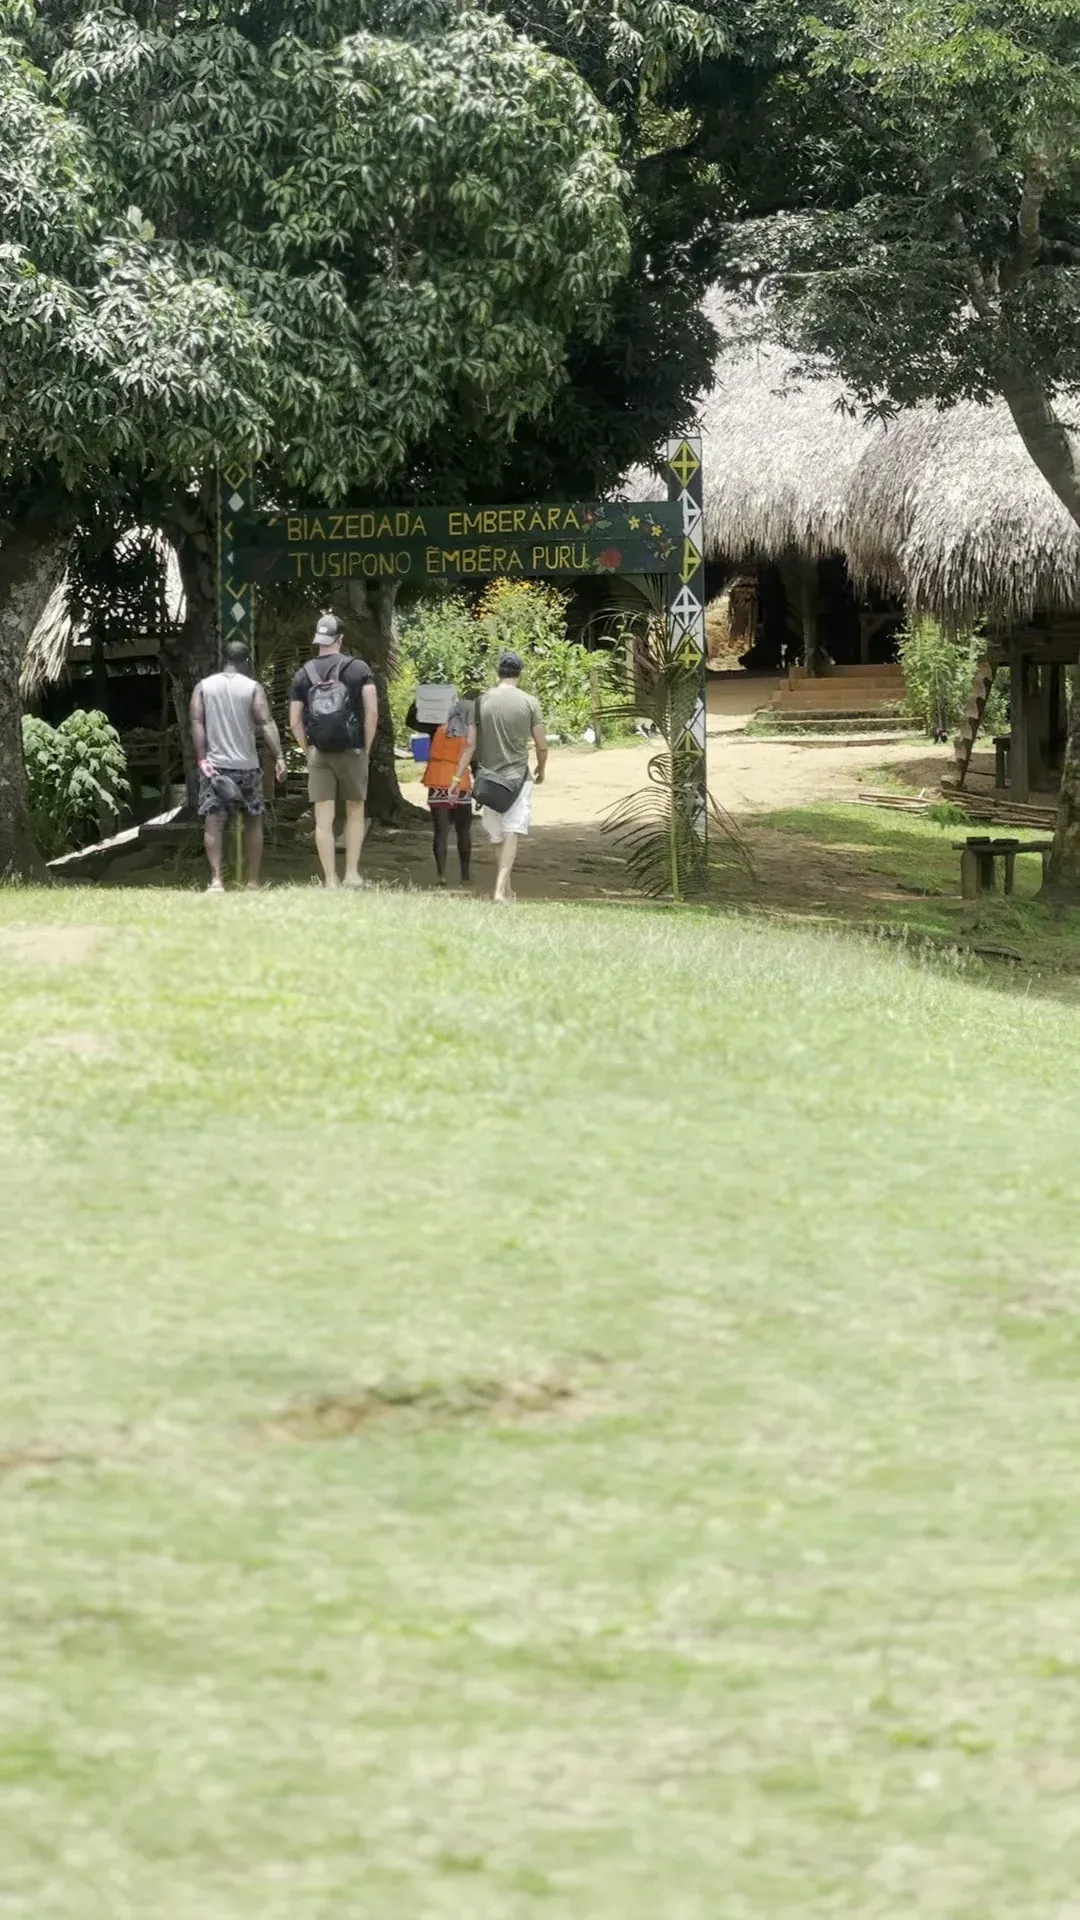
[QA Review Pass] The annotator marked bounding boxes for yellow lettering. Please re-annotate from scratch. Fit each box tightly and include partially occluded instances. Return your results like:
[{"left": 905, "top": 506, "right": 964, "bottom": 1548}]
[
  {"left": 378, "top": 553, "right": 397, "bottom": 576},
  {"left": 289, "top": 551, "right": 305, "bottom": 578},
  {"left": 529, "top": 508, "right": 546, "bottom": 531},
  {"left": 363, "top": 554, "right": 379, "bottom": 577},
  {"left": 344, "top": 514, "right": 361, "bottom": 540},
  {"left": 348, "top": 552, "right": 364, "bottom": 576},
  {"left": 461, "top": 548, "right": 478, "bottom": 574},
  {"left": 411, "top": 514, "right": 426, "bottom": 537},
  {"left": 395, "top": 511, "right": 411, "bottom": 537},
  {"left": 374, "top": 514, "right": 392, "bottom": 539},
  {"left": 477, "top": 546, "right": 493, "bottom": 573},
  {"left": 396, "top": 550, "right": 413, "bottom": 576},
  {"left": 360, "top": 513, "right": 375, "bottom": 539},
  {"left": 448, "top": 512, "right": 464, "bottom": 537},
  {"left": 492, "top": 547, "right": 508, "bottom": 572},
  {"left": 513, "top": 508, "right": 526, "bottom": 533},
  {"left": 310, "top": 554, "right": 327, "bottom": 578},
  {"left": 547, "top": 507, "right": 561, "bottom": 531},
  {"left": 426, "top": 547, "right": 443, "bottom": 573},
  {"left": 481, "top": 510, "right": 496, "bottom": 535},
  {"left": 327, "top": 515, "right": 343, "bottom": 541},
  {"left": 463, "top": 511, "right": 482, "bottom": 536},
  {"left": 531, "top": 546, "right": 547, "bottom": 569},
  {"left": 557, "top": 544, "right": 572, "bottom": 570},
  {"left": 307, "top": 519, "right": 324, "bottom": 542},
  {"left": 287, "top": 517, "right": 304, "bottom": 542},
  {"left": 506, "top": 547, "right": 523, "bottom": 573},
  {"left": 572, "top": 544, "right": 587, "bottom": 568},
  {"left": 328, "top": 551, "right": 343, "bottom": 577},
  {"left": 564, "top": 508, "right": 580, "bottom": 530}
]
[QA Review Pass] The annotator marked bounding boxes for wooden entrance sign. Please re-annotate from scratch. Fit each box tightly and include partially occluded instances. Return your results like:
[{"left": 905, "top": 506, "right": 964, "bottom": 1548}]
[{"left": 218, "top": 434, "right": 707, "bottom": 831}]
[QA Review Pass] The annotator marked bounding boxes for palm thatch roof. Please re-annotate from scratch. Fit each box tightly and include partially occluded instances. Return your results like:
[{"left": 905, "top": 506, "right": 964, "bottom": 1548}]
[
  {"left": 621, "top": 289, "right": 880, "bottom": 563},
  {"left": 843, "top": 399, "right": 1080, "bottom": 628},
  {"left": 20, "top": 532, "right": 184, "bottom": 698}
]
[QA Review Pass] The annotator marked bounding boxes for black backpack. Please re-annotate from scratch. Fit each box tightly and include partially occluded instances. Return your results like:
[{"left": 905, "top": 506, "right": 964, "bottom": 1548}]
[{"left": 305, "top": 656, "right": 361, "bottom": 753}]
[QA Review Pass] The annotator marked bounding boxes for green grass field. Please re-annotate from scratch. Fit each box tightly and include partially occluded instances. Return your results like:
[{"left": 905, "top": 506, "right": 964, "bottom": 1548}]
[{"left": 3, "top": 884, "right": 1080, "bottom": 1917}]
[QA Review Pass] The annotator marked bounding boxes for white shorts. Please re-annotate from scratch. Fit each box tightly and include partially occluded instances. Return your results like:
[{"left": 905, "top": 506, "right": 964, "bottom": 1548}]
[{"left": 480, "top": 778, "right": 533, "bottom": 844}]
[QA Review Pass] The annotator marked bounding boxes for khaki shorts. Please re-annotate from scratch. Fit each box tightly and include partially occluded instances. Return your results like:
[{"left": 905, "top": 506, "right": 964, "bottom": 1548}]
[{"left": 307, "top": 747, "right": 369, "bottom": 805}]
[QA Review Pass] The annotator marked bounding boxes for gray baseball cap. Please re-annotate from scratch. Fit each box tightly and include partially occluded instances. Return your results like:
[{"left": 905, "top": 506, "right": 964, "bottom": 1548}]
[{"left": 314, "top": 613, "right": 344, "bottom": 646}]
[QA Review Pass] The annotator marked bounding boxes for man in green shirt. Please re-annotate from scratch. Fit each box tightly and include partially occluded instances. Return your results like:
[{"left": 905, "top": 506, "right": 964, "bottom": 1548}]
[{"left": 475, "top": 651, "right": 548, "bottom": 903}]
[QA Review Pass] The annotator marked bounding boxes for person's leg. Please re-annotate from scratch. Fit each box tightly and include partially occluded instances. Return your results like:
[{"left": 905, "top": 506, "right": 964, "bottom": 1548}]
[
  {"left": 203, "top": 813, "right": 226, "bottom": 891},
  {"left": 243, "top": 813, "right": 264, "bottom": 888},
  {"left": 454, "top": 805, "right": 472, "bottom": 884},
  {"left": 314, "top": 798, "right": 338, "bottom": 886},
  {"left": 342, "top": 800, "right": 366, "bottom": 887},
  {"left": 432, "top": 807, "right": 450, "bottom": 884},
  {"left": 494, "top": 833, "right": 518, "bottom": 902}
]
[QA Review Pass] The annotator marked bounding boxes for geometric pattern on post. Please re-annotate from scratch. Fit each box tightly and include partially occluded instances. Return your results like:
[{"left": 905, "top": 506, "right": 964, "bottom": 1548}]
[
  {"left": 219, "top": 464, "right": 256, "bottom": 663},
  {"left": 665, "top": 434, "right": 707, "bottom": 838}
]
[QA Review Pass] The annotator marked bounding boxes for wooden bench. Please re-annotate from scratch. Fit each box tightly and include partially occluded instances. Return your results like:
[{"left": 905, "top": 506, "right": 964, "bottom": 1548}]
[{"left": 954, "top": 835, "right": 1053, "bottom": 900}]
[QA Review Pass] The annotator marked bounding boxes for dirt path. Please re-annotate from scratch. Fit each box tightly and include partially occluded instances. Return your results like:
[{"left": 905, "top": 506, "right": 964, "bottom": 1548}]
[{"left": 129, "top": 673, "right": 955, "bottom": 913}]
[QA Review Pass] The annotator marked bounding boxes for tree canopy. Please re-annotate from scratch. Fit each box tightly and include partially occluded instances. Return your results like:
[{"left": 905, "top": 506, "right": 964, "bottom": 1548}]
[{"left": 720, "top": 0, "right": 1080, "bottom": 524}]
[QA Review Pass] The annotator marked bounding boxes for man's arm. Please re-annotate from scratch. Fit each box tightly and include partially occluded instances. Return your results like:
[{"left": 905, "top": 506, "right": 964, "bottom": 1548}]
[
  {"left": 252, "top": 684, "right": 286, "bottom": 782},
  {"left": 531, "top": 721, "right": 549, "bottom": 784},
  {"left": 449, "top": 724, "right": 477, "bottom": 792},
  {"left": 289, "top": 697, "right": 307, "bottom": 753},
  {"left": 190, "top": 684, "right": 212, "bottom": 774},
  {"left": 362, "top": 680, "right": 378, "bottom": 756}
]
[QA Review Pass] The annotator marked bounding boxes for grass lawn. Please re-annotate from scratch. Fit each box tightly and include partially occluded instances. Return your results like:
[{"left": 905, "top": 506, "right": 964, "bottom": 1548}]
[
  {"left": 3, "top": 884, "right": 1080, "bottom": 1917},
  {"left": 757, "top": 802, "right": 1080, "bottom": 967}
]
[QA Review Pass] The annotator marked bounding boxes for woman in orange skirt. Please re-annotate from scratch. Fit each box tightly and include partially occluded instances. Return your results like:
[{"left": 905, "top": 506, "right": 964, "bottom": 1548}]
[{"left": 407, "top": 691, "right": 477, "bottom": 886}]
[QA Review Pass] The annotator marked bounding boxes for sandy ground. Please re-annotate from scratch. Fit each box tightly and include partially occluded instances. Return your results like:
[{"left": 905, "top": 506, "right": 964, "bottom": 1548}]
[{"left": 322, "top": 677, "right": 955, "bottom": 908}]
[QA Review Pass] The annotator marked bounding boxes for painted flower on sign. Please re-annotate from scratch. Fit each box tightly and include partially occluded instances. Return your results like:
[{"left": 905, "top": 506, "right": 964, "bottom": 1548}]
[{"left": 596, "top": 547, "right": 622, "bottom": 570}]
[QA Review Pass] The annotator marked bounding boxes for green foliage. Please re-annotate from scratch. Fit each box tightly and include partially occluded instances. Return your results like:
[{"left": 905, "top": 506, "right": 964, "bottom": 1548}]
[
  {"left": 719, "top": 0, "right": 1080, "bottom": 513},
  {"left": 898, "top": 619, "right": 1008, "bottom": 738},
  {"left": 47, "top": 1, "right": 631, "bottom": 501},
  {"left": 602, "top": 612, "right": 750, "bottom": 899},
  {"left": 393, "top": 580, "right": 622, "bottom": 743},
  {"left": 21, "top": 708, "right": 129, "bottom": 856}
]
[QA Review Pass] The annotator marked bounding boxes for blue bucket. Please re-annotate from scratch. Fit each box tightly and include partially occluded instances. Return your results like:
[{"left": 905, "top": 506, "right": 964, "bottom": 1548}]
[{"left": 410, "top": 735, "right": 431, "bottom": 764}]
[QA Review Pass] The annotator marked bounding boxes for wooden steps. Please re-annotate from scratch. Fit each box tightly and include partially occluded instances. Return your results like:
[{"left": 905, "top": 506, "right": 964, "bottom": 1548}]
[{"left": 768, "top": 663, "right": 907, "bottom": 732}]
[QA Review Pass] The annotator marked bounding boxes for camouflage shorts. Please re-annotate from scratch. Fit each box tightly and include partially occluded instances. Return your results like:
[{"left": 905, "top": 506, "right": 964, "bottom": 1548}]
[{"left": 197, "top": 767, "right": 265, "bottom": 817}]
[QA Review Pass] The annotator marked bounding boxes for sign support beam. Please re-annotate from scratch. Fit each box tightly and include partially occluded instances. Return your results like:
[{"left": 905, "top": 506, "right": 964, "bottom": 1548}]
[{"left": 664, "top": 434, "right": 707, "bottom": 842}]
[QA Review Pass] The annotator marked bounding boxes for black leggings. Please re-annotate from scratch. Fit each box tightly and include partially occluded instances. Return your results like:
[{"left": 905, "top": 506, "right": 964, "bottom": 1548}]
[{"left": 432, "top": 804, "right": 472, "bottom": 879}]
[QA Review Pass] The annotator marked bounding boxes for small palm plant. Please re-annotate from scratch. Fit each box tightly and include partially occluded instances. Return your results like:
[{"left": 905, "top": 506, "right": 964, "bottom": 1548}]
[{"left": 599, "top": 609, "right": 752, "bottom": 902}]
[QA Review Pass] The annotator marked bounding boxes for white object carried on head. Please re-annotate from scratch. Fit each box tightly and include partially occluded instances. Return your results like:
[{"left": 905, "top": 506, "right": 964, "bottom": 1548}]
[{"left": 415, "top": 682, "right": 456, "bottom": 725}]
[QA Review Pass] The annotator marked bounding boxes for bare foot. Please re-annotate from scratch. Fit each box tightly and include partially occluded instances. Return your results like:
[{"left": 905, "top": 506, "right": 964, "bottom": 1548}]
[
  {"left": 342, "top": 873, "right": 364, "bottom": 891},
  {"left": 205, "top": 877, "right": 225, "bottom": 894},
  {"left": 245, "top": 881, "right": 262, "bottom": 892},
  {"left": 324, "top": 875, "right": 340, "bottom": 890}
]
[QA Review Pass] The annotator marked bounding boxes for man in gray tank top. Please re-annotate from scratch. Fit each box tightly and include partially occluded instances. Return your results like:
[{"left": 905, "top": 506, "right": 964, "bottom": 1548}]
[{"left": 190, "top": 640, "right": 285, "bottom": 891}]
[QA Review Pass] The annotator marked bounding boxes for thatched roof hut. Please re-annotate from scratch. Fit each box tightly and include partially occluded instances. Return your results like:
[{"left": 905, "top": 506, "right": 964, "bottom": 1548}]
[
  {"left": 19, "top": 533, "right": 183, "bottom": 699},
  {"left": 843, "top": 399, "right": 1080, "bottom": 629},
  {"left": 623, "top": 291, "right": 880, "bottom": 565}
]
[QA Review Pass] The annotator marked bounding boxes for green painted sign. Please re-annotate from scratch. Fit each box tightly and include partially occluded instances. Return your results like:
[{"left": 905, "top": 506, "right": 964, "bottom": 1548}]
[{"left": 230, "top": 499, "right": 685, "bottom": 586}]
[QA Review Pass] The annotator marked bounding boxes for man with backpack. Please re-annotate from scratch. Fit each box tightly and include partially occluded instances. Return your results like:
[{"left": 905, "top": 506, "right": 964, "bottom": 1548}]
[{"left": 288, "top": 613, "right": 378, "bottom": 889}]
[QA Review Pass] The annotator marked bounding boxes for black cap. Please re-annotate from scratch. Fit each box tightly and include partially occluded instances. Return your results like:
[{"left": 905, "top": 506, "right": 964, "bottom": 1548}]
[
  {"left": 315, "top": 613, "right": 343, "bottom": 646},
  {"left": 498, "top": 650, "right": 523, "bottom": 678}
]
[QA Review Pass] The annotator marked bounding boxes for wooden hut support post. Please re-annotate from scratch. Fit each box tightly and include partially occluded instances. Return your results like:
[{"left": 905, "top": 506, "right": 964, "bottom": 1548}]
[{"left": 1009, "top": 644, "right": 1030, "bottom": 804}]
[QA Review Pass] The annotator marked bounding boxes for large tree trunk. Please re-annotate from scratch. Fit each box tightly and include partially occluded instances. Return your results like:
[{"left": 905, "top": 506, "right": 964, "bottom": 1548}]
[
  {"left": 160, "top": 487, "right": 219, "bottom": 787},
  {"left": 998, "top": 376, "right": 1080, "bottom": 895},
  {"left": 341, "top": 579, "right": 425, "bottom": 825},
  {"left": 0, "top": 523, "right": 71, "bottom": 880}
]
